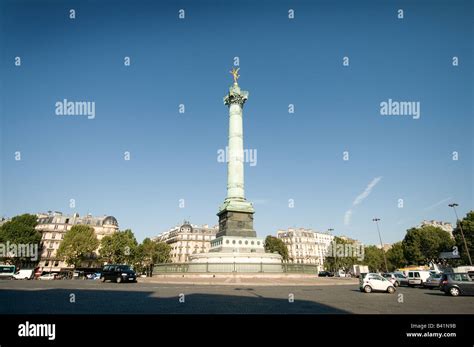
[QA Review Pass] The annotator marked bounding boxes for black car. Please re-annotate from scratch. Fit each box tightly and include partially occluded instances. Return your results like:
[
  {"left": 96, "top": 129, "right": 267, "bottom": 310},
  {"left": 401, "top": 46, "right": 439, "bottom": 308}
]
[
  {"left": 318, "top": 271, "right": 334, "bottom": 277},
  {"left": 100, "top": 264, "right": 137, "bottom": 283},
  {"left": 439, "top": 273, "right": 474, "bottom": 296}
]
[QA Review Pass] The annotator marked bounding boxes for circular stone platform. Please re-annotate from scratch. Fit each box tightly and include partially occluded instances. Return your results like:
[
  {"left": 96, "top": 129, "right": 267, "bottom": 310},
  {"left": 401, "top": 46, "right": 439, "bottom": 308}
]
[{"left": 189, "top": 251, "right": 282, "bottom": 264}]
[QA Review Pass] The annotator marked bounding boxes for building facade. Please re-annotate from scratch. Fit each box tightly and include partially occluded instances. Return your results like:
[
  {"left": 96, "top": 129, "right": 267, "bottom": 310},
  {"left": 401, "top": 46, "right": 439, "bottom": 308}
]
[
  {"left": 153, "top": 221, "right": 218, "bottom": 263},
  {"left": 36, "top": 212, "right": 119, "bottom": 272},
  {"left": 417, "top": 220, "right": 454, "bottom": 238},
  {"left": 276, "top": 228, "right": 335, "bottom": 265}
]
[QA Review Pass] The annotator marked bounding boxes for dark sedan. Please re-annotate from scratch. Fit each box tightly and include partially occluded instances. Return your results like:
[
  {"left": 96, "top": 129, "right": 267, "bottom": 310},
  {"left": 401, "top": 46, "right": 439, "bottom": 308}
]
[
  {"left": 318, "top": 271, "right": 334, "bottom": 277},
  {"left": 100, "top": 264, "right": 137, "bottom": 283},
  {"left": 440, "top": 273, "right": 474, "bottom": 296}
]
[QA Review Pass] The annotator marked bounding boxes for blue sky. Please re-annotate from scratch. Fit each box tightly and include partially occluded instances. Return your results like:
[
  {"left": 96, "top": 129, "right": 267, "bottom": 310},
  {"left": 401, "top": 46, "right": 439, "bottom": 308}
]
[{"left": 1, "top": 0, "right": 472, "bottom": 244}]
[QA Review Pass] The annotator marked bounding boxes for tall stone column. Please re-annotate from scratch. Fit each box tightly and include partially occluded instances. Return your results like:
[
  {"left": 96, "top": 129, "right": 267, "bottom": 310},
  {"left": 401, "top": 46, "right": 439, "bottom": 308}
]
[
  {"left": 217, "top": 73, "right": 256, "bottom": 238},
  {"left": 225, "top": 83, "right": 247, "bottom": 200}
]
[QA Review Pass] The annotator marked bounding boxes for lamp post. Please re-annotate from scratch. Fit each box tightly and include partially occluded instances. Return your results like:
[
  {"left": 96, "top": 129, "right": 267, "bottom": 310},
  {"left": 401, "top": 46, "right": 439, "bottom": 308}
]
[
  {"left": 372, "top": 218, "right": 388, "bottom": 273},
  {"left": 327, "top": 228, "right": 336, "bottom": 272},
  {"left": 449, "top": 203, "right": 472, "bottom": 266}
]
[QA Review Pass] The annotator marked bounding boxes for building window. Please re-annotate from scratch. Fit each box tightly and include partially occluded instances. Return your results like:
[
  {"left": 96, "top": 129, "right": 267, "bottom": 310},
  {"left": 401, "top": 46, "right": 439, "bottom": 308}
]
[{"left": 52, "top": 233, "right": 56, "bottom": 239}]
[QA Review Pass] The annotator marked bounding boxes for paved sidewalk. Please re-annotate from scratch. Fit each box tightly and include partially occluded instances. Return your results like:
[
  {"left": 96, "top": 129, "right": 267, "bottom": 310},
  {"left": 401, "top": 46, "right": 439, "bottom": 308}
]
[{"left": 140, "top": 275, "right": 358, "bottom": 286}]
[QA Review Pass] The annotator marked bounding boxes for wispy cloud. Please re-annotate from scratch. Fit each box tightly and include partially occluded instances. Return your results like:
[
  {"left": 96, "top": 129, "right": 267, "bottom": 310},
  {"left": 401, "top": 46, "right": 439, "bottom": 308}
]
[
  {"left": 344, "top": 210, "right": 353, "bottom": 226},
  {"left": 344, "top": 177, "right": 382, "bottom": 226},
  {"left": 423, "top": 197, "right": 452, "bottom": 211}
]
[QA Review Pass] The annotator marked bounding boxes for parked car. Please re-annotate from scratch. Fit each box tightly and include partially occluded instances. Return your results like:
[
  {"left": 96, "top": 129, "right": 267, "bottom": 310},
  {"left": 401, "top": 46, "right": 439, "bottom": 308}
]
[
  {"left": 38, "top": 273, "right": 57, "bottom": 280},
  {"left": 100, "top": 264, "right": 137, "bottom": 283},
  {"left": 407, "top": 270, "right": 431, "bottom": 287},
  {"left": 13, "top": 269, "right": 34, "bottom": 280},
  {"left": 359, "top": 273, "right": 396, "bottom": 294},
  {"left": 73, "top": 270, "right": 85, "bottom": 280},
  {"left": 86, "top": 272, "right": 101, "bottom": 280},
  {"left": 424, "top": 273, "right": 442, "bottom": 289},
  {"left": 393, "top": 272, "right": 408, "bottom": 286},
  {"left": 318, "top": 271, "right": 334, "bottom": 277},
  {"left": 0, "top": 265, "right": 16, "bottom": 280},
  {"left": 440, "top": 273, "right": 474, "bottom": 296},
  {"left": 382, "top": 273, "right": 400, "bottom": 287}
]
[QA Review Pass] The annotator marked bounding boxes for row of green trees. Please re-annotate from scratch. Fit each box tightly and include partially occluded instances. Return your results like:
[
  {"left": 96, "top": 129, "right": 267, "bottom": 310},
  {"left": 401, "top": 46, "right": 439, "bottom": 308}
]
[
  {"left": 0, "top": 214, "right": 171, "bottom": 274},
  {"left": 262, "top": 211, "right": 473, "bottom": 273},
  {"left": 328, "top": 211, "right": 473, "bottom": 273},
  {"left": 1, "top": 211, "right": 472, "bottom": 273},
  {"left": 56, "top": 226, "right": 171, "bottom": 273}
]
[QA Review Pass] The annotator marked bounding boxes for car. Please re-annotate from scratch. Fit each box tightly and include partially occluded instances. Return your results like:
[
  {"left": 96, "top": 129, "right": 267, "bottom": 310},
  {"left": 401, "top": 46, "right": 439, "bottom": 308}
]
[
  {"left": 86, "top": 272, "right": 101, "bottom": 280},
  {"left": 424, "top": 273, "right": 442, "bottom": 289},
  {"left": 72, "top": 270, "right": 85, "bottom": 280},
  {"left": 440, "top": 273, "right": 474, "bottom": 297},
  {"left": 393, "top": 272, "right": 408, "bottom": 286},
  {"left": 382, "top": 273, "right": 400, "bottom": 287},
  {"left": 359, "top": 273, "right": 396, "bottom": 294},
  {"left": 0, "top": 265, "right": 16, "bottom": 280},
  {"left": 38, "top": 273, "right": 57, "bottom": 280},
  {"left": 407, "top": 270, "right": 431, "bottom": 287},
  {"left": 318, "top": 271, "right": 334, "bottom": 277},
  {"left": 13, "top": 269, "right": 34, "bottom": 280},
  {"left": 100, "top": 264, "right": 137, "bottom": 283}
]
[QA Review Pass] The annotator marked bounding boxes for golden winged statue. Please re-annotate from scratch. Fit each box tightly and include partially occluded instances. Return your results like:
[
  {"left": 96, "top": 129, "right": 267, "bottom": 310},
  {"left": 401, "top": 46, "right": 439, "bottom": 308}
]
[{"left": 230, "top": 67, "right": 240, "bottom": 84}]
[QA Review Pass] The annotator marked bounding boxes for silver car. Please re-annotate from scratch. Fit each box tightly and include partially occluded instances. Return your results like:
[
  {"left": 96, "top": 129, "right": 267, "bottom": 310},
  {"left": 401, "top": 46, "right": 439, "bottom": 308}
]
[
  {"left": 383, "top": 272, "right": 408, "bottom": 287},
  {"left": 424, "top": 273, "right": 442, "bottom": 289}
]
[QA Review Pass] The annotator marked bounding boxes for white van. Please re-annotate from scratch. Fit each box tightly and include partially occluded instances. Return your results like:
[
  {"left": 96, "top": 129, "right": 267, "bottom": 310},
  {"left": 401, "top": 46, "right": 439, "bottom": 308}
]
[
  {"left": 407, "top": 270, "right": 431, "bottom": 287},
  {"left": 13, "top": 269, "right": 34, "bottom": 280}
]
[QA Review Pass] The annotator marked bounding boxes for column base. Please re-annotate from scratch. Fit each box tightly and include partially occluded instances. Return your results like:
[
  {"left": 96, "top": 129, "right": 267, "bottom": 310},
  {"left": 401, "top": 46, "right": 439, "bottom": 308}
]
[{"left": 217, "top": 200, "right": 256, "bottom": 238}]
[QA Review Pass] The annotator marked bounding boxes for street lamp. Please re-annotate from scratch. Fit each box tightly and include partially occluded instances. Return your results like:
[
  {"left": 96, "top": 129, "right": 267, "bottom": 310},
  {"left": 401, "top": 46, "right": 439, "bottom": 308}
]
[
  {"left": 327, "top": 228, "right": 336, "bottom": 271},
  {"left": 372, "top": 218, "right": 388, "bottom": 273},
  {"left": 449, "top": 203, "right": 472, "bottom": 266}
]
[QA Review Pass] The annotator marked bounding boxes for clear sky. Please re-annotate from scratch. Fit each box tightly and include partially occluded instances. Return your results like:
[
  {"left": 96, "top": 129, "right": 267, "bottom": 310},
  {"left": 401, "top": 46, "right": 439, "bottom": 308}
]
[{"left": 1, "top": 0, "right": 472, "bottom": 244}]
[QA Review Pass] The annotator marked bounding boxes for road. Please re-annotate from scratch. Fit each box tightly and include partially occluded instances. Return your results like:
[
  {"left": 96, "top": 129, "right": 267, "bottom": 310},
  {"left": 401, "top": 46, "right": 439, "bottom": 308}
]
[{"left": 0, "top": 279, "right": 473, "bottom": 314}]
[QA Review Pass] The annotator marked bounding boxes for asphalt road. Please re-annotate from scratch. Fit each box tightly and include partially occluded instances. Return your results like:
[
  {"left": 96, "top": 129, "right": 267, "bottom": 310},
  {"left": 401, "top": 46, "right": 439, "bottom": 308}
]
[{"left": 0, "top": 279, "right": 473, "bottom": 314}]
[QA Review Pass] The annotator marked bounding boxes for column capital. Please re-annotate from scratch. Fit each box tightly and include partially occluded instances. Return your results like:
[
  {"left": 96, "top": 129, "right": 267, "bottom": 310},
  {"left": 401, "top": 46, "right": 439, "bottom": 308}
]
[{"left": 224, "top": 84, "right": 249, "bottom": 107}]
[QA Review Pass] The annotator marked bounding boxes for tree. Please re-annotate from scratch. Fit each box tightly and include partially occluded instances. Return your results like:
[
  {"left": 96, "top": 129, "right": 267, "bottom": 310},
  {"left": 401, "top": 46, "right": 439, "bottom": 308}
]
[
  {"left": 264, "top": 236, "right": 288, "bottom": 261},
  {"left": 452, "top": 211, "right": 474, "bottom": 265},
  {"left": 402, "top": 226, "right": 454, "bottom": 265},
  {"left": 136, "top": 238, "right": 171, "bottom": 275},
  {"left": 386, "top": 242, "right": 407, "bottom": 271},
  {"left": 362, "top": 246, "right": 385, "bottom": 272},
  {"left": 99, "top": 229, "right": 138, "bottom": 264},
  {"left": 324, "top": 237, "right": 359, "bottom": 272},
  {"left": 0, "top": 214, "right": 40, "bottom": 267},
  {"left": 56, "top": 225, "right": 99, "bottom": 267}
]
